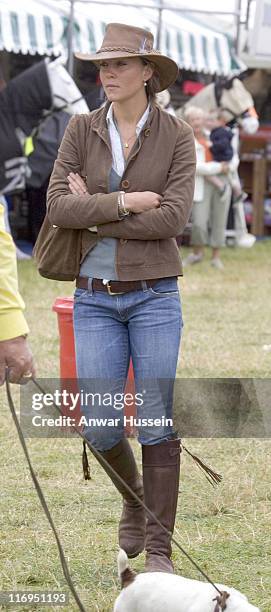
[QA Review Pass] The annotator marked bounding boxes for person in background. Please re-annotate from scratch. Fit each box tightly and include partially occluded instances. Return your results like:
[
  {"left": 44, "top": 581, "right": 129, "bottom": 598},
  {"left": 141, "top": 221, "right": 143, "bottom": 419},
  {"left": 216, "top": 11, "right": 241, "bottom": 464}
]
[
  {"left": 205, "top": 109, "right": 245, "bottom": 203},
  {"left": 156, "top": 89, "right": 176, "bottom": 116},
  {"left": 183, "top": 106, "right": 234, "bottom": 270},
  {"left": 0, "top": 201, "right": 35, "bottom": 385}
]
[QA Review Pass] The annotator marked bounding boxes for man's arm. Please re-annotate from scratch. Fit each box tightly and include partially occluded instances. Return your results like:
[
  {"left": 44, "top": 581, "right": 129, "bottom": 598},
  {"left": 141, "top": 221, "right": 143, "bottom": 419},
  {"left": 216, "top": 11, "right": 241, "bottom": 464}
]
[{"left": 0, "top": 202, "right": 34, "bottom": 384}]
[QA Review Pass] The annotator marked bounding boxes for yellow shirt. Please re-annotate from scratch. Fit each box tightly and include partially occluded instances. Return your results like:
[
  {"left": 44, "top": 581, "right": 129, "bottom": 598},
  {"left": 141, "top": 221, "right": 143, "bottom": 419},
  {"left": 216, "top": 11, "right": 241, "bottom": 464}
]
[{"left": 0, "top": 202, "right": 29, "bottom": 341}]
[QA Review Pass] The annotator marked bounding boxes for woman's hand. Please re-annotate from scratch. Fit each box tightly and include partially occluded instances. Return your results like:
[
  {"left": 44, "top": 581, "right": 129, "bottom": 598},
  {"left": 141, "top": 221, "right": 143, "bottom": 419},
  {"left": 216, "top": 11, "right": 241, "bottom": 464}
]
[
  {"left": 67, "top": 172, "right": 88, "bottom": 195},
  {"left": 66, "top": 175, "right": 162, "bottom": 214},
  {"left": 125, "top": 191, "right": 162, "bottom": 214}
]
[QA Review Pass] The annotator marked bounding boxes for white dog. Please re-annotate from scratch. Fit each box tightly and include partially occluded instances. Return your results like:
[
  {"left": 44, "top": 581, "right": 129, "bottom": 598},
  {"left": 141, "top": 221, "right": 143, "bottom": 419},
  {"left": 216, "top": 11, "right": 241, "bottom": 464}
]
[{"left": 113, "top": 549, "right": 260, "bottom": 612}]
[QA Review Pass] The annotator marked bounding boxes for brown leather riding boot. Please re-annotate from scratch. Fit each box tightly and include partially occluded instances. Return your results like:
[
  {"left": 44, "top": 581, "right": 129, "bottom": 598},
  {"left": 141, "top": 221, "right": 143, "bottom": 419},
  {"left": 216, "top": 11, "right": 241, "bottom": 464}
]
[
  {"left": 142, "top": 438, "right": 181, "bottom": 573},
  {"left": 97, "top": 438, "right": 146, "bottom": 558}
]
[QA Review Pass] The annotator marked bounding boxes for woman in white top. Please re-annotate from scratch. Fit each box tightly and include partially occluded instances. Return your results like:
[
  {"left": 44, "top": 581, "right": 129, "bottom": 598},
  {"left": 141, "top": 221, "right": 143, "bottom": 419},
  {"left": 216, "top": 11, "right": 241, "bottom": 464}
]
[{"left": 183, "top": 106, "right": 238, "bottom": 269}]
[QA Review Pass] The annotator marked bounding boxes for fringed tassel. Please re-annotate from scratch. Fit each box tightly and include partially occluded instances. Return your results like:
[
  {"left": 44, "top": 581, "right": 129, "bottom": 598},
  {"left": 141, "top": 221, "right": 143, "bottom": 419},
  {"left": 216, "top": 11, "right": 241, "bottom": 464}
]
[
  {"left": 213, "top": 591, "right": 230, "bottom": 611},
  {"left": 82, "top": 441, "right": 91, "bottom": 480},
  {"left": 182, "top": 444, "right": 222, "bottom": 487}
]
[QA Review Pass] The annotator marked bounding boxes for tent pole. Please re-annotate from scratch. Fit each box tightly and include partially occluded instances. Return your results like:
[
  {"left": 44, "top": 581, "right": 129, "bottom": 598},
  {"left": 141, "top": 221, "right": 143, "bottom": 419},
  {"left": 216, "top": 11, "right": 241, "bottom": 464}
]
[
  {"left": 156, "top": 0, "right": 164, "bottom": 49},
  {"left": 235, "top": 0, "right": 242, "bottom": 54},
  {"left": 67, "top": 0, "right": 75, "bottom": 75}
]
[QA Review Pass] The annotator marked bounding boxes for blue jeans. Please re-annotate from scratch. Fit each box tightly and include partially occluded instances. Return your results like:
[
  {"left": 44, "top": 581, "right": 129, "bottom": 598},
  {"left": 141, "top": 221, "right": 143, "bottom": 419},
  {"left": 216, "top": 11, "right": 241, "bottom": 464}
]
[{"left": 73, "top": 277, "right": 182, "bottom": 451}]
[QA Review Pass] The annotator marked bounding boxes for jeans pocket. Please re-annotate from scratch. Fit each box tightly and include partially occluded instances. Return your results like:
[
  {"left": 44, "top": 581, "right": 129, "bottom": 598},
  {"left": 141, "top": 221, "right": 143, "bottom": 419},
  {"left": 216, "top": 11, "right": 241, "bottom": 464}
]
[
  {"left": 73, "top": 288, "right": 90, "bottom": 304},
  {"left": 148, "top": 278, "right": 179, "bottom": 297}
]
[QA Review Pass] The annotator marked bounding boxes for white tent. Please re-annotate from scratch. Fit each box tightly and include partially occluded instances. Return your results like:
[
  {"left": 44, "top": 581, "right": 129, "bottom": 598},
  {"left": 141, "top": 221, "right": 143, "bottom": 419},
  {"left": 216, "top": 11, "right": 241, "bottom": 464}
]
[{"left": 0, "top": 0, "right": 244, "bottom": 75}]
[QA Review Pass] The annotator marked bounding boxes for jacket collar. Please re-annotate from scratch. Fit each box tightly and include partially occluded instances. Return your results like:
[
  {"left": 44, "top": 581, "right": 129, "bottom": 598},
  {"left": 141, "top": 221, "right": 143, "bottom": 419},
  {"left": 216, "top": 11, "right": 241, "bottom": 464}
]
[
  {"left": 106, "top": 101, "right": 151, "bottom": 135},
  {"left": 90, "top": 99, "right": 158, "bottom": 146}
]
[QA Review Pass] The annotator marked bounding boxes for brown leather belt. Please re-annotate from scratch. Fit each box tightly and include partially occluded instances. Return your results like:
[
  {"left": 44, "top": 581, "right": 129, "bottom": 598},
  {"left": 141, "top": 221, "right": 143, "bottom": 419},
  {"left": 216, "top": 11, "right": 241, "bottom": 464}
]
[{"left": 76, "top": 276, "right": 166, "bottom": 295}]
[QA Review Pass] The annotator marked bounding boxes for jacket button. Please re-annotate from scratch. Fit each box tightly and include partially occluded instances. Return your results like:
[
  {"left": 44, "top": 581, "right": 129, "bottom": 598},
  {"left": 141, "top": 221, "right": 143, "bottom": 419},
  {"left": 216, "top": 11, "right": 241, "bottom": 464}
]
[
  {"left": 121, "top": 179, "right": 130, "bottom": 189},
  {"left": 144, "top": 128, "right": 151, "bottom": 137}
]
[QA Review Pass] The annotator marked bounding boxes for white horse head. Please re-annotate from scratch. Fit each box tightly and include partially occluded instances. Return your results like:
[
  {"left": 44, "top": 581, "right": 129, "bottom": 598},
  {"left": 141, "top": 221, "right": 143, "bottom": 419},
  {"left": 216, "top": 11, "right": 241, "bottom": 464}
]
[
  {"left": 178, "top": 77, "right": 259, "bottom": 134},
  {"left": 45, "top": 57, "right": 89, "bottom": 115}
]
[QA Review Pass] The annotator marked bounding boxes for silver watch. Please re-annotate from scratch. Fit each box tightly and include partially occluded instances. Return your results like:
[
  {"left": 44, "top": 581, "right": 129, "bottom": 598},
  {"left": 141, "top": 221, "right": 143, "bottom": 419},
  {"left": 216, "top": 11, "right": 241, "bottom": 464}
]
[{"left": 118, "top": 191, "right": 130, "bottom": 218}]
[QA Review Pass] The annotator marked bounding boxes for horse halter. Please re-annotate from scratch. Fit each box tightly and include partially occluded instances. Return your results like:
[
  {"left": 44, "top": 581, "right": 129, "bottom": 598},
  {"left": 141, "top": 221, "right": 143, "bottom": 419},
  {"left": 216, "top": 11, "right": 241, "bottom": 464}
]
[
  {"left": 214, "top": 78, "right": 250, "bottom": 124},
  {"left": 214, "top": 77, "right": 234, "bottom": 107}
]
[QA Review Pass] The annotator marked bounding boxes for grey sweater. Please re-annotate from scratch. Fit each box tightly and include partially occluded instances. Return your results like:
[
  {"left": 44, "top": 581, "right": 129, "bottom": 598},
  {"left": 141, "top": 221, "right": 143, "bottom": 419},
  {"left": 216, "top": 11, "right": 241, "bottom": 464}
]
[{"left": 79, "top": 167, "right": 121, "bottom": 280}]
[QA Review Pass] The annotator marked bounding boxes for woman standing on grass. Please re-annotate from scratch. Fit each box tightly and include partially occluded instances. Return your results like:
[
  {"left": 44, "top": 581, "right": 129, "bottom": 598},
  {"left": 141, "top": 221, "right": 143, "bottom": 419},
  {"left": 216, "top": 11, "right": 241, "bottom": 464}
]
[
  {"left": 47, "top": 23, "right": 196, "bottom": 573},
  {"left": 183, "top": 106, "right": 233, "bottom": 270}
]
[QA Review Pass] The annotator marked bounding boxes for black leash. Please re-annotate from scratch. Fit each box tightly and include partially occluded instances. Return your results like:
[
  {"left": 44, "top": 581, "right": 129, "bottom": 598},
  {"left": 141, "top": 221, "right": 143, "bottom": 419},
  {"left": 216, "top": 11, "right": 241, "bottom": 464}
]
[
  {"left": 5, "top": 374, "right": 87, "bottom": 611},
  {"left": 5, "top": 373, "right": 229, "bottom": 610}
]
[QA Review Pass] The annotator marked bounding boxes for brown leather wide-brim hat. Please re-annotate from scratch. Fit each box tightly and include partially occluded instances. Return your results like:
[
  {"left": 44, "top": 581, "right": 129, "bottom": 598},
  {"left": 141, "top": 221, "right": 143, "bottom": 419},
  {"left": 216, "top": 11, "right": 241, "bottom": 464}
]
[{"left": 75, "top": 22, "right": 179, "bottom": 92}]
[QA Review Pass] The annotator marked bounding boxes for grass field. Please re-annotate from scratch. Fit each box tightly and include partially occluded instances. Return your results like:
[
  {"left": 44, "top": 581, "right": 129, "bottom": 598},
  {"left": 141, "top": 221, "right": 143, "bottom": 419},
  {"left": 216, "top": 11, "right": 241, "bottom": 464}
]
[{"left": 0, "top": 242, "right": 271, "bottom": 611}]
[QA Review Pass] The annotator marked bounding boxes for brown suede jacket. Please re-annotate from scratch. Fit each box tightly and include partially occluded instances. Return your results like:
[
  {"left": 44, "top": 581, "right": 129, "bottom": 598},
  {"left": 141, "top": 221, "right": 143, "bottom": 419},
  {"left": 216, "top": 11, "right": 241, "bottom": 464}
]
[{"left": 47, "top": 101, "right": 196, "bottom": 281}]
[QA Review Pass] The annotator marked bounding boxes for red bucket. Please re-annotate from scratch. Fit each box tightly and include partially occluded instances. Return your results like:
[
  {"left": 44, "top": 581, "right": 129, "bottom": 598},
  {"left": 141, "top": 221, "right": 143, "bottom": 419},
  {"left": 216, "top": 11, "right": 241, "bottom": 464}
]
[{"left": 52, "top": 297, "right": 136, "bottom": 435}]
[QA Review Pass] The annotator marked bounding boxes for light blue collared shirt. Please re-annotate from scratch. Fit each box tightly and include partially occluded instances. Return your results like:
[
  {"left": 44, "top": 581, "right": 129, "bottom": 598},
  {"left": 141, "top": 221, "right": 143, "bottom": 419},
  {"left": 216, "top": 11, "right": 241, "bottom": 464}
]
[
  {"left": 81, "top": 102, "right": 150, "bottom": 281},
  {"left": 106, "top": 102, "right": 150, "bottom": 176}
]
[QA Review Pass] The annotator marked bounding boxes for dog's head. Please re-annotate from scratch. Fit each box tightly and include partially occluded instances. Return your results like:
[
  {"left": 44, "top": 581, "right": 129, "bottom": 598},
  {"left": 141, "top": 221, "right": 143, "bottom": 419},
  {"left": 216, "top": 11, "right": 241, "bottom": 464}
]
[{"left": 117, "top": 548, "right": 137, "bottom": 589}]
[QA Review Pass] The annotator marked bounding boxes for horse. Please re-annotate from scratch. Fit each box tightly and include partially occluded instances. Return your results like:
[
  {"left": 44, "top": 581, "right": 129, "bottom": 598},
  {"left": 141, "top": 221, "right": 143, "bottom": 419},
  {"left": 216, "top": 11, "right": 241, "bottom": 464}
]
[
  {"left": 0, "top": 57, "right": 89, "bottom": 196},
  {"left": 176, "top": 75, "right": 259, "bottom": 133},
  {"left": 176, "top": 75, "right": 259, "bottom": 247}
]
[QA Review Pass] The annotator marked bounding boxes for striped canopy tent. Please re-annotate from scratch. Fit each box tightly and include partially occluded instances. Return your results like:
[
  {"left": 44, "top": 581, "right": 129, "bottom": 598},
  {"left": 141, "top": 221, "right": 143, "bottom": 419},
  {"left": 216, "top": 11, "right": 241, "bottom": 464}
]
[
  {"left": 150, "top": 10, "right": 240, "bottom": 75},
  {"left": 0, "top": 0, "right": 244, "bottom": 76}
]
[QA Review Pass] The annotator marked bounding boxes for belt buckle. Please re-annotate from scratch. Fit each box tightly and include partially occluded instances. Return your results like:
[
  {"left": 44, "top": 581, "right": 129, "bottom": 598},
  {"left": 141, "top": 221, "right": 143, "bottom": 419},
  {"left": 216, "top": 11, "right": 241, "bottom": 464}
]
[{"left": 106, "top": 281, "right": 124, "bottom": 296}]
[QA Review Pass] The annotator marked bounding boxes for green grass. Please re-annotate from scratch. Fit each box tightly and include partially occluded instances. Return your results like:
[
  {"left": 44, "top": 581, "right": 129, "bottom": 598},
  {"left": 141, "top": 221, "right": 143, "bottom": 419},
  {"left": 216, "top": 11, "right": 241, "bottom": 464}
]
[{"left": 0, "top": 242, "right": 270, "bottom": 611}]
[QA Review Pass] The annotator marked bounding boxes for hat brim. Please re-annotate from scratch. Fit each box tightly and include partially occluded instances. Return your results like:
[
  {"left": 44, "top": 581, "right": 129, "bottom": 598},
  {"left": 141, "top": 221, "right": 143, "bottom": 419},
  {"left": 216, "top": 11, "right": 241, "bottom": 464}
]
[{"left": 74, "top": 50, "right": 179, "bottom": 91}]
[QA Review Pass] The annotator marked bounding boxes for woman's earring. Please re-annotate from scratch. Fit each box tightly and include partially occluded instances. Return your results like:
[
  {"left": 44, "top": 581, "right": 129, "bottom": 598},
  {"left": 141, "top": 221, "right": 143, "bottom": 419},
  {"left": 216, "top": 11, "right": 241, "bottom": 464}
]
[{"left": 144, "top": 81, "right": 147, "bottom": 87}]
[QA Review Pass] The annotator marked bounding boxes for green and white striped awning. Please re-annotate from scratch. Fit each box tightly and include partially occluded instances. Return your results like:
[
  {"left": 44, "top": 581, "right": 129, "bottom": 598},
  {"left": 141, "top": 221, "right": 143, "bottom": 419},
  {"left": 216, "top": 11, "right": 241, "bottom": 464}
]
[{"left": 0, "top": 0, "right": 245, "bottom": 76}]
